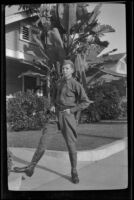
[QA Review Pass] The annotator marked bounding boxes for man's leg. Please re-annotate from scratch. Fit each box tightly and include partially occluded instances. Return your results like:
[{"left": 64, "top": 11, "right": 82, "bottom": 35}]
[
  {"left": 59, "top": 112, "right": 79, "bottom": 184},
  {"left": 13, "top": 123, "right": 51, "bottom": 177}
]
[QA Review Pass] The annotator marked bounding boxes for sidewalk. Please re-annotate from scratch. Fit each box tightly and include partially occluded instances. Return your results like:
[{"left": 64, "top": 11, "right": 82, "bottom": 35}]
[{"left": 9, "top": 138, "right": 128, "bottom": 191}]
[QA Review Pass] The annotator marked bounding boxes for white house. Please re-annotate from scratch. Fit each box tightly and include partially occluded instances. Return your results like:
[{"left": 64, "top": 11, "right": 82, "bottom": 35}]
[{"left": 5, "top": 5, "right": 47, "bottom": 96}]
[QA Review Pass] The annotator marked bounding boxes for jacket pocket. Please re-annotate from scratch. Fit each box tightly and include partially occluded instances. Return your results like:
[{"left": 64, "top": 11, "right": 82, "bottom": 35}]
[{"left": 66, "top": 90, "right": 75, "bottom": 97}]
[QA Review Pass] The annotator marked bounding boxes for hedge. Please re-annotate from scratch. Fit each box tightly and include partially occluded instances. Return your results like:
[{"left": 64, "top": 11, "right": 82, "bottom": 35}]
[
  {"left": 6, "top": 90, "right": 50, "bottom": 131},
  {"left": 81, "top": 82, "right": 126, "bottom": 122}
]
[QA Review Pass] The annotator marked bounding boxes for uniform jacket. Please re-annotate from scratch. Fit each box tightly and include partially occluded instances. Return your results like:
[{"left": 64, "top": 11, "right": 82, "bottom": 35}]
[{"left": 52, "top": 77, "right": 90, "bottom": 113}]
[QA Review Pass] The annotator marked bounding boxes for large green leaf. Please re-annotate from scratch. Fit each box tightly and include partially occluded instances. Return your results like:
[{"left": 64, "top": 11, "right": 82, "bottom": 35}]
[
  {"left": 17, "top": 4, "right": 40, "bottom": 13},
  {"left": 92, "top": 24, "right": 115, "bottom": 36},
  {"left": 88, "top": 3, "right": 102, "bottom": 25},
  {"left": 46, "top": 27, "right": 66, "bottom": 63},
  {"left": 48, "top": 28, "right": 64, "bottom": 48},
  {"left": 32, "top": 33, "right": 50, "bottom": 61},
  {"left": 45, "top": 45, "right": 66, "bottom": 64},
  {"left": 26, "top": 50, "right": 38, "bottom": 58},
  {"left": 86, "top": 44, "right": 106, "bottom": 60},
  {"left": 57, "top": 3, "right": 77, "bottom": 33},
  {"left": 32, "top": 33, "right": 44, "bottom": 50},
  {"left": 35, "top": 59, "right": 50, "bottom": 71},
  {"left": 74, "top": 54, "right": 87, "bottom": 90},
  {"left": 76, "top": 3, "right": 89, "bottom": 20}
]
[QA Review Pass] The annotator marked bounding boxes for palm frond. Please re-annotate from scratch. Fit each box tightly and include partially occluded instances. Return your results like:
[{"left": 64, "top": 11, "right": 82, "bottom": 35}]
[
  {"left": 57, "top": 3, "right": 77, "bottom": 33},
  {"left": 92, "top": 24, "right": 115, "bottom": 37},
  {"left": 76, "top": 3, "right": 89, "bottom": 20},
  {"left": 88, "top": 3, "right": 102, "bottom": 25},
  {"left": 18, "top": 4, "right": 40, "bottom": 13},
  {"left": 34, "top": 59, "right": 50, "bottom": 71},
  {"left": 49, "top": 28, "right": 64, "bottom": 48},
  {"left": 26, "top": 50, "right": 38, "bottom": 57}
]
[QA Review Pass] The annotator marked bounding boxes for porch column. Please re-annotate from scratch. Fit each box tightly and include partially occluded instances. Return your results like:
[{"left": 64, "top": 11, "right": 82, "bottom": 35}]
[{"left": 22, "top": 76, "right": 24, "bottom": 92}]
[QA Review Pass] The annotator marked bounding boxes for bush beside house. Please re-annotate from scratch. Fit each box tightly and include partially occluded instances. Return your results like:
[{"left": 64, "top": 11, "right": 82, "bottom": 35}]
[
  {"left": 80, "top": 80, "right": 127, "bottom": 123},
  {"left": 118, "top": 96, "right": 127, "bottom": 118},
  {"left": 6, "top": 90, "right": 50, "bottom": 131},
  {"left": 7, "top": 79, "right": 127, "bottom": 130}
]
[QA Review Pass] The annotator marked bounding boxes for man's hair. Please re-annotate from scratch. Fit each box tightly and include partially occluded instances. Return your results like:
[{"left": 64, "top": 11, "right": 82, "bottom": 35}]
[{"left": 62, "top": 60, "right": 74, "bottom": 70}]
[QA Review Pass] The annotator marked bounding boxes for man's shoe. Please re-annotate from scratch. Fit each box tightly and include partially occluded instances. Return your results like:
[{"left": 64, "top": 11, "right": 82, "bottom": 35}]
[
  {"left": 71, "top": 171, "right": 79, "bottom": 184},
  {"left": 13, "top": 166, "right": 34, "bottom": 177},
  {"left": 13, "top": 166, "right": 28, "bottom": 172}
]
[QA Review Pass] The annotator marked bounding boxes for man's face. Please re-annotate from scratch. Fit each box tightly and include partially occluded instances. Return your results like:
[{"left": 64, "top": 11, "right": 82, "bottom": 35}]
[{"left": 62, "top": 64, "right": 74, "bottom": 79}]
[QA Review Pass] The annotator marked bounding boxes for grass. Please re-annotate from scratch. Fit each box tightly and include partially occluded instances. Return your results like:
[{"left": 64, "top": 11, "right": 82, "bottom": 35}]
[{"left": 7, "top": 123, "right": 127, "bottom": 151}]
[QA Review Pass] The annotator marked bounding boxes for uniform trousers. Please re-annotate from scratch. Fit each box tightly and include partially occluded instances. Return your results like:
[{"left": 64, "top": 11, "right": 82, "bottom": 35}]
[{"left": 39, "top": 111, "right": 77, "bottom": 155}]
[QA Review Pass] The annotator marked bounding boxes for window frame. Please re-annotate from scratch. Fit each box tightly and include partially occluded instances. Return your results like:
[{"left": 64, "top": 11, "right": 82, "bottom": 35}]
[{"left": 19, "top": 22, "right": 38, "bottom": 45}]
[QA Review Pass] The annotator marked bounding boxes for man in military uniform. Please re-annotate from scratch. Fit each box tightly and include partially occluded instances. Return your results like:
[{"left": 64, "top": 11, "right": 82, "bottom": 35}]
[{"left": 14, "top": 60, "right": 90, "bottom": 184}]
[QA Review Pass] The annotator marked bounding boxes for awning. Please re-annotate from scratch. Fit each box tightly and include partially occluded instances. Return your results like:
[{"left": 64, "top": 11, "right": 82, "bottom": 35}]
[{"left": 18, "top": 70, "right": 47, "bottom": 79}]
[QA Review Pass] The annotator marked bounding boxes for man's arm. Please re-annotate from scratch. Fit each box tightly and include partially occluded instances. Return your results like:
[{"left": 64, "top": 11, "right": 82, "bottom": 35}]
[{"left": 70, "top": 83, "right": 91, "bottom": 114}]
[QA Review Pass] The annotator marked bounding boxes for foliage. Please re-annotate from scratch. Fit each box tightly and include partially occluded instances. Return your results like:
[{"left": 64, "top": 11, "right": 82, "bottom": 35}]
[
  {"left": 110, "top": 78, "right": 126, "bottom": 97},
  {"left": 118, "top": 96, "right": 127, "bottom": 118},
  {"left": 83, "top": 82, "right": 122, "bottom": 122},
  {"left": 8, "top": 4, "right": 115, "bottom": 79},
  {"left": 7, "top": 4, "right": 119, "bottom": 122},
  {"left": 6, "top": 90, "right": 50, "bottom": 131}
]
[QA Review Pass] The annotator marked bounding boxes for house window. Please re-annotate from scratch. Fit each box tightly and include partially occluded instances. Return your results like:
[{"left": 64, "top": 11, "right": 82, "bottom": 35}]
[
  {"left": 22, "top": 75, "right": 46, "bottom": 96},
  {"left": 20, "top": 23, "right": 39, "bottom": 44},
  {"left": 21, "top": 26, "right": 30, "bottom": 41},
  {"left": 23, "top": 76, "right": 37, "bottom": 92},
  {"left": 20, "top": 24, "right": 31, "bottom": 42}
]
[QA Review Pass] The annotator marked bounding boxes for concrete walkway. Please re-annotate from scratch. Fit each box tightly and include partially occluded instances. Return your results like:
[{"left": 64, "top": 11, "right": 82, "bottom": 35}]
[{"left": 8, "top": 138, "right": 128, "bottom": 191}]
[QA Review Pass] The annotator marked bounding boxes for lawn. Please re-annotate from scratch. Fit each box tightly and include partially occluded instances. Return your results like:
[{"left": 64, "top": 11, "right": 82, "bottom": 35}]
[{"left": 7, "top": 123, "right": 127, "bottom": 151}]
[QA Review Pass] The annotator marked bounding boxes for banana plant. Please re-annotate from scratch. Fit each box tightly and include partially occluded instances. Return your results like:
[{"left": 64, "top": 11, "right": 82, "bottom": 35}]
[
  {"left": 55, "top": 3, "right": 115, "bottom": 89},
  {"left": 7, "top": 3, "right": 116, "bottom": 91},
  {"left": 13, "top": 3, "right": 115, "bottom": 63}
]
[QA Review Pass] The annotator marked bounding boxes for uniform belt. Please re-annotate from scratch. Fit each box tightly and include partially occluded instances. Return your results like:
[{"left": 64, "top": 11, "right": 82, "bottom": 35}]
[{"left": 56, "top": 105, "right": 73, "bottom": 112}]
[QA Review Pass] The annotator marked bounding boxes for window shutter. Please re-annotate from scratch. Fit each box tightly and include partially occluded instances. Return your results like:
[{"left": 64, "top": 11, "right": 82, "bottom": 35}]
[
  {"left": 20, "top": 23, "right": 39, "bottom": 45},
  {"left": 22, "top": 26, "right": 30, "bottom": 41},
  {"left": 20, "top": 24, "right": 31, "bottom": 42}
]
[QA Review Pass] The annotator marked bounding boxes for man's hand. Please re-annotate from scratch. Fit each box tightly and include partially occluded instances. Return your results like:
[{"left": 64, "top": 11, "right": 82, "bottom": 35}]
[{"left": 50, "top": 106, "right": 56, "bottom": 113}]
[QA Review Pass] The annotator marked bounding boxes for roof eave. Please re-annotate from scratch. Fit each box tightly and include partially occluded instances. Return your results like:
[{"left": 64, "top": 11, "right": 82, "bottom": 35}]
[{"left": 5, "top": 12, "right": 37, "bottom": 25}]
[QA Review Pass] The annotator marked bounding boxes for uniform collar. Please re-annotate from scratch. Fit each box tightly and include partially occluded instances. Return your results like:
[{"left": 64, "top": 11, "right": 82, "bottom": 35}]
[{"left": 63, "top": 77, "right": 73, "bottom": 82}]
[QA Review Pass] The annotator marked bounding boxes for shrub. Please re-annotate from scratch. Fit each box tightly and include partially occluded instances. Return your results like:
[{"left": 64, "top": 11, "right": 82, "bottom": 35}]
[
  {"left": 118, "top": 96, "right": 127, "bottom": 118},
  {"left": 111, "top": 78, "right": 126, "bottom": 97},
  {"left": 85, "top": 83, "right": 122, "bottom": 122},
  {"left": 6, "top": 90, "right": 50, "bottom": 131}
]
